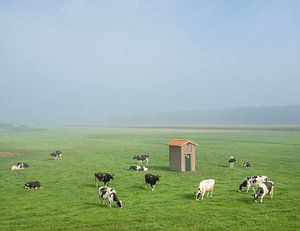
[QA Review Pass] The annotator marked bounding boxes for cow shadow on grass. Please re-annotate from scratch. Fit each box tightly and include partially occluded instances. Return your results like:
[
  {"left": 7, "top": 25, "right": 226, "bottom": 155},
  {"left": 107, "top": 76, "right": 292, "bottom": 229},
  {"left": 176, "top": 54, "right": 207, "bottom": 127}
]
[
  {"left": 217, "top": 164, "right": 230, "bottom": 168},
  {"left": 183, "top": 193, "right": 195, "bottom": 200},
  {"left": 129, "top": 185, "right": 146, "bottom": 191},
  {"left": 237, "top": 196, "right": 254, "bottom": 204},
  {"left": 83, "top": 183, "right": 98, "bottom": 188},
  {"left": 84, "top": 202, "right": 117, "bottom": 209},
  {"left": 84, "top": 202, "right": 100, "bottom": 208}
]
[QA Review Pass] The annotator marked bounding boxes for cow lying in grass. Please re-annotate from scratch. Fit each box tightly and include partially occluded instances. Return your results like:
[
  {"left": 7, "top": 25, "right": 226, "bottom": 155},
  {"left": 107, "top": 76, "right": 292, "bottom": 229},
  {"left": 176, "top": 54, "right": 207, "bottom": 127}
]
[
  {"left": 24, "top": 181, "right": 41, "bottom": 189},
  {"left": 239, "top": 175, "right": 268, "bottom": 192},
  {"left": 98, "top": 186, "right": 123, "bottom": 208},
  {"left": 11, "top": 162, "right": 29, "bottom": 170},
  {"left": 129, "top": 165, "right": 148, "bottom": 171},
  {"left": 95, "top": 172, "right": 114, "bottom": 187},
  {"left": 253, "top": 181, "right": 274, "bottom": 203},
  {"left": 195, "top": 179, "right": 215, "bottom": 200},
  {"left": 145, "top": 173, "right": 160, "bottom": 191}
]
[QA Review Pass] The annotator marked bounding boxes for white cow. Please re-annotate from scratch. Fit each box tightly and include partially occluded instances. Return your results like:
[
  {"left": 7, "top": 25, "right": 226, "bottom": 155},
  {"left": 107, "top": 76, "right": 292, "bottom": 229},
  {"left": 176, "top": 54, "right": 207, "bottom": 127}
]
[{"left": 195, "top": 179, "right": 215, "bottom": 200}]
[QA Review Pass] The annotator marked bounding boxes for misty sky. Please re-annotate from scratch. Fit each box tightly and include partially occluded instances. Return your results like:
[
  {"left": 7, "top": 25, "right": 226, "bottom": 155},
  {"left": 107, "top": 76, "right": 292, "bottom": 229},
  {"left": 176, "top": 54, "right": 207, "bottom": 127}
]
[{"left": 0, "top": 0, "right": 299, "bottom": 124}]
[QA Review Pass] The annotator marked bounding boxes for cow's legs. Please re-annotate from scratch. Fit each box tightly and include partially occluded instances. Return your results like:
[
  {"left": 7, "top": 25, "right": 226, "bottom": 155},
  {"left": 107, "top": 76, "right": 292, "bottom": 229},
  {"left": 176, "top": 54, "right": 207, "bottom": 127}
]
[
  {"left": 269, "top": 189, "right": 273, "bottom": 199},
  {"left": 151, "top": 185, "right": 155, "bottom": 191},
  {"left": 260, "top": 193, "right": 266, "bottom": 203},
  {"left": 201, "top": 191, "right": 205, "bottom": 200}
]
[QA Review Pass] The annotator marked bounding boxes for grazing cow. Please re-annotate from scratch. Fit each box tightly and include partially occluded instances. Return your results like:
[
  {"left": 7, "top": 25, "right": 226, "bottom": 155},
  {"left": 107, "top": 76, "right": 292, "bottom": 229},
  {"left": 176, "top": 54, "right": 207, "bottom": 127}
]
[
  {"left": 195, "top": 179, "right": 215, "bottom": 200},
  {"left": 133, "top": 154, "right": 149, "bottom": 164},
  {"left": 241, "top": 161, "right": 251, "bottom": 168},
  {"left": 145, "top": 173, "right": 160, "bottom": 191},
  {"left": 239, "top": 175, "right": 268, "bottom": 192},
  {"left": 129, "top": 165, "right": 148, "bottom": 171},
  {"left": 228, "top": 156, "right": 237, "bottom": 168},
  {"left": 98, "top": 186, "right": 123, "bottom": 208},
  {"left": 253, "top": 181, "right": 274, "bottom": 203},
  {"left": 50, "top": 150, "right": 62, "bottom": 160},
  {"left": 11, "top": 162, "right": 29, "bottom": 170},
  {"left": 95, "top": 172, "right": 114, "bottom": 187},
  {"left": 24, "top": 181, "right": 41, "bottom": 189}
]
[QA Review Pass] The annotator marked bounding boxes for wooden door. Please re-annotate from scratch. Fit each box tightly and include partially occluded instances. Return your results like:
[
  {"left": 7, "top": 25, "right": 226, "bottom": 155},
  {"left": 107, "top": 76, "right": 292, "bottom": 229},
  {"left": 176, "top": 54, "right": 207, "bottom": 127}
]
[{"left": 185, "top": 154, "right": 191, "bottom": 171}]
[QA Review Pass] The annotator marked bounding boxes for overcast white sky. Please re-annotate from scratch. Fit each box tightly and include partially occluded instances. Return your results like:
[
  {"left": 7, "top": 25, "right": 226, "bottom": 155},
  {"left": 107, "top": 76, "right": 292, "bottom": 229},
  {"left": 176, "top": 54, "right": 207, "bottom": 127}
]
[{"left": 0, "top": 0, "right": 299, "bottom": 124}]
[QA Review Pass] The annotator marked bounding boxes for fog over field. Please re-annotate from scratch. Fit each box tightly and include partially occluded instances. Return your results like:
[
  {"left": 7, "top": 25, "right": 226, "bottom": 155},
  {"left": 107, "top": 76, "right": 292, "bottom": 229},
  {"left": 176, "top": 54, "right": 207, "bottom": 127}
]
[{"left": 0, "top": 1, "right": 299, "bottom": 125}]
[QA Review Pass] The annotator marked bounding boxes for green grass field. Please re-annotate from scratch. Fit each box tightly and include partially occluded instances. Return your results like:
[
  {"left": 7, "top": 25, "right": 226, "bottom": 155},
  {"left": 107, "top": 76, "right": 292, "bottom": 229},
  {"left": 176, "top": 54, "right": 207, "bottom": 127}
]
[{"left": 0, "top": 126, "right": 299, "bottom": 230}]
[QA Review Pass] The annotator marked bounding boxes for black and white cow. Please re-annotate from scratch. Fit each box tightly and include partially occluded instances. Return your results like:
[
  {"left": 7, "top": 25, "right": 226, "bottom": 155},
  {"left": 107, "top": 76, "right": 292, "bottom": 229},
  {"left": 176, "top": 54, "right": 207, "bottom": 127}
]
[
  {"left": 195, "top": 179, "right": 215, "bottom": 201},
  {"left": 228, "top": 156, "right": 237, "bottom": 168},
  {"left": 11, "top": 162, "right": 29, "bottom": 170},
  {"left": 241, "top": 161, "right": 251, "bottom": 168},
  {"left": 133, "top": 154, "right": 149, "bottom": 165},
  {"left": 253, "top": 181, "right": 274, "bottom": 203},
  {"left": 145, "top": 173, "right": 160, "bottom": 191},
  {"left": 24, "top": 181, "right": 41, "bottom": 189},
  {"left": 239, "top": 175, "right": 268, "bottom": 192},
  {"left": 95, "top": 172, "right": 114, "bottom": 187},
  {"left": 129, "top": 165, "right": 148, "bottom": 171},
  {"left": 98, "top": 186, "right": 123, "bottom": 208},
  {"left": 50, "top": 150, "right": 62, "bottom": 160}
]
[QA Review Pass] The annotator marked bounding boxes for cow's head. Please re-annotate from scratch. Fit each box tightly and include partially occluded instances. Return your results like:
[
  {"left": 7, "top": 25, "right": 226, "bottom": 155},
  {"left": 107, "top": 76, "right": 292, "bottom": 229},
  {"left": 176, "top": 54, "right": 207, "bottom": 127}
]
[
  {"left": 195, "top": 188, "right": 202, "bottom": 200},
  {"left": 11, "top": 165, "right": 18, "bottom": 171},
  {"left": 24, "top": 183, "right": 30, "bottom": 189},
  {"left": 116, "top": 200, "right": 123, "bottom": 208},
  {"left": 253, "top": 187, "right": 264, "bottom": 203},
  {"left": 252, "top": 194, "right": 258, "bottom": 202},
  {"left": 239, "top": 179, "right": 248, "bottom": 191}
]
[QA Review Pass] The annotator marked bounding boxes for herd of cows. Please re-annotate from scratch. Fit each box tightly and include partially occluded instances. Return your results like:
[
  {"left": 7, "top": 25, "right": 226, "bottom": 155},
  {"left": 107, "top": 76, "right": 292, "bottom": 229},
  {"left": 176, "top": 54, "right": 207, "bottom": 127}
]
[{"left": 10, "top": 152, "right": 275, "bottom": 208}]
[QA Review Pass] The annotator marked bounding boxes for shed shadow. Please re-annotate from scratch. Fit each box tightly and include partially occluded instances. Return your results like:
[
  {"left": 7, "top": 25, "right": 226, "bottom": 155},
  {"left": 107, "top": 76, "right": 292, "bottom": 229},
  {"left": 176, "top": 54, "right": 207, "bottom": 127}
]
[{"left": 149, "top": 165, "right": 170, "bottom": 171}]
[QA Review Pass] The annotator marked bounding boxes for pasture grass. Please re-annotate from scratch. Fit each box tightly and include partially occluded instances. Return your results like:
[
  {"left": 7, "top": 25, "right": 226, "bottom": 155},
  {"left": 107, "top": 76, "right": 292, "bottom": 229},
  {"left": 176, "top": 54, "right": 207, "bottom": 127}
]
[{"left": 0, "top": 126, "right": 300, "bottom": 230}]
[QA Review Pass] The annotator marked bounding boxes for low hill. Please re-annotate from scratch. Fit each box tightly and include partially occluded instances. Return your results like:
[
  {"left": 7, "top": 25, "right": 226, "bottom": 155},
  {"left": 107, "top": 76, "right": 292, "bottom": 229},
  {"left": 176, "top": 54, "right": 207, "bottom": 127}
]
[{"left": 108, "top": 105, "right": 300, "bottom": 125}]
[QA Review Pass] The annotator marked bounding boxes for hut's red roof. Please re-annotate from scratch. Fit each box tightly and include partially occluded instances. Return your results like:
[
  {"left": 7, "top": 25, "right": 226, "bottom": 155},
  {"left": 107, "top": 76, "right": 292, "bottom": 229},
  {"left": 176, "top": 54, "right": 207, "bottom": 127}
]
[{"left": 168, "top": 139, "right": 198, "bottom": 146}]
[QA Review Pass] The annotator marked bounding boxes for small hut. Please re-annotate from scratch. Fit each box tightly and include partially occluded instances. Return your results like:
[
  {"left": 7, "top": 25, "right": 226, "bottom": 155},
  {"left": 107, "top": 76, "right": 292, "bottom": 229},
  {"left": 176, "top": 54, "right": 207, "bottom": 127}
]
[{"left": 168, "top": 139, "right": 198, "bottom": 172}]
